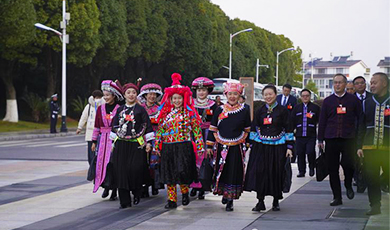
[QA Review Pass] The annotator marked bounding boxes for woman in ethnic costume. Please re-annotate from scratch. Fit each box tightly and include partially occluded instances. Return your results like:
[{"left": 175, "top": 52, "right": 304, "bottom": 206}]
[
  {"left": 244, "top": 84, "right": 294, "bottom": 212},
  {"left": 111, "top": 83, "right": 154, "bottom": 209},
  {"left": 138, "top": 83, "right": 164, "bottom": 197},
  {"left": 91, "top": 80, "right": 123, "bottom": 200},
  {"left": 155, "top": 73, "right": 205, "bottom": 209},
  {"left": 190, "top": 77, "right": 217, "bottom": 199},
  {"left": 206, "top": 82, "right": 251, "bottom": 211}
]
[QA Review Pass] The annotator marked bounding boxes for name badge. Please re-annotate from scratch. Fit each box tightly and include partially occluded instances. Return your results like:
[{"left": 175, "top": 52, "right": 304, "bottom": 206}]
[
  {"left": 337, "top": 106, "right": 347, "bottom": 114},
  {"left": 306, "top": 112, "right": 313, "bottom": 118},
  {"left": 263, "top": 117, "right": 272, "bottom": 125},
  {"left": 287, "top": 104, "right": 293, "bottom": 110},
  {"left": 219, "top": 112, "right": 228, "bottom": 120},
  {"left": 151, "top": 117, "right": 158, "bottom": 124},
  {"left": 105, "top": 114, "right": 112, "bottom": 120},
  {"left": 385, "top": 108, "right": 390, "bottom": 116},
  {"left": 206, "top": 109, "right": 213, "bottom": 116}
]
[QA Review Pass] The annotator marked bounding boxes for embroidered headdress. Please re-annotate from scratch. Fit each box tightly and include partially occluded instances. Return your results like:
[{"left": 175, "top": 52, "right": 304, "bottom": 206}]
[
  {"left": 137, "top": 83, "right": 163, "bottom": 103},
  {"left": 223, "top": 82, "right": 244, "bottom": 95},
  {"left": 101, "top": 80, "right": 124, "bottom": 101},
  {"left": 191, "top": 77, "right": 215, "bottom": 93}
]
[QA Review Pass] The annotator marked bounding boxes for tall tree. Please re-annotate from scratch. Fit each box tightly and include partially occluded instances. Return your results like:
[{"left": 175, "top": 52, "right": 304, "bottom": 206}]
[{"left": 0, "top": 0, "right": 37, "bottom": 122}]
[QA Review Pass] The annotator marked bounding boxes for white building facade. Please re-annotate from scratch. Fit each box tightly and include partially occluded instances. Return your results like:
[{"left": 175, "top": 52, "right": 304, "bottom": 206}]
[
  {"left": 304, "top": 56, "right": 369, "bottom": 98},
  {"left": 377, "top": 57, "right": 390, "bottom": 76}
]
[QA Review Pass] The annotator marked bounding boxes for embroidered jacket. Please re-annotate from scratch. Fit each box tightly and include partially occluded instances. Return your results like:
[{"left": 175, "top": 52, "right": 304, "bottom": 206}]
[
  {"left": 194, "top": 98, "right": 218, "bottom": 130},
  {"left": 250, "top": 103, "right": 295, "bottom": 149},
  {"left": 290, "top": 102, "right": 321, "bottom": 138},
  {"left": 357, "top": 93, "right": 390, "bottom": 150},
  {"left": 154, "top": 107, "right": 204, "bottom": 153},
  {"left": 141, "top": 102, "right": 160, "bottom": 131},
  {"left": 206, "top": 103, "right": 251, "bottom": 147},
  {"left": 111, "top": 104, "right": 154, "bottom": 143}
]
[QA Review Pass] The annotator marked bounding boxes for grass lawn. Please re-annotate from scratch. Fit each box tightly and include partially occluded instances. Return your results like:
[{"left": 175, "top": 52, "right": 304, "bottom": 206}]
[{"left": 0, "top": 119, "right": 78, "bottom": 133}]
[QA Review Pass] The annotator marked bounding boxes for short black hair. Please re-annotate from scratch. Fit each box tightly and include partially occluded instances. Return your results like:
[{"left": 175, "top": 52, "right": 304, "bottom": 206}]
[
  {"left": 353, "top": 76, "right": 365, "bottom": 84},
  {"left": 333, "top": 73, "right": 347, "bottom": 83},
  {"left": 262, "top": 84, "right": 277, "bottom": 95},
  {"left": 300, "top": 89, "right": 311, "bottom": 95},
  {"left": 92, "top": 90, "right": 103, "bottom": 98},
  {"left": 282, "top": 84, "right": 292, "bottom": 90},
  {"left": 240, "top": 95, "right": 246, "bottom": 100},
  {"left": 373, "top": 72, "right": 389, "bottom": 88}
]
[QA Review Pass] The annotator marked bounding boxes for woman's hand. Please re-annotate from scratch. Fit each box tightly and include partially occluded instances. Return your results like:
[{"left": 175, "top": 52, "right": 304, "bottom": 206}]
[
  {"left": 155, "top": 150, "right": 161, "bottom": 156},
  {"left": 91, "top": 143, "right": 96, "bottom": 152},
  {"left": 286, "top": 149, "right": 293, "bottom": 158},
  {"left": 76, "top": 128, "right": 81, "bottom": 134},
  {"left": 145, "top": 143, "right": 152, "bottom": 153}
]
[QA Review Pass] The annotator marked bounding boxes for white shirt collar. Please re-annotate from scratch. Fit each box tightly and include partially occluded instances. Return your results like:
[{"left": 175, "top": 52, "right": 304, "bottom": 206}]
[{"left": 357, "top": 91, "right": 366, "bottom": 98}]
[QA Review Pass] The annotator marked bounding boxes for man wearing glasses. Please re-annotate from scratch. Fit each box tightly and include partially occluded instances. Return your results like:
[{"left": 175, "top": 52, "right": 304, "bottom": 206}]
[
  {"left": 318, "top": 74, "right": 363, "bottom": 206},
  {"left": 291, "top": 89, "right": 320, "bottom": 177},
  {"left": 353, "top": 76, "right": 372, "bottom": 110}
]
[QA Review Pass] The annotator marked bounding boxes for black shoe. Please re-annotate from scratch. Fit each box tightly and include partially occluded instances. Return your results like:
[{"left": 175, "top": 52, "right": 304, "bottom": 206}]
[
  {"left": 297, "top": 173, "right": 305, "bottom": 178},
  {"left": 141, "top": 187, "right": 149, "bottom": 198},
  {"left": 222, "top": 197, "right": 228, "bottom": 204},
  {"left": 133, "top": 196, "right": 140, "bottom": 205},
  {"left": 252, "top": 201, "right": 266, "bottom": 212},
  {"left": 102, "top": 188, "right": 109, "bottom": 199},
  {"left": 381, "top": 184, "right": 389, "bottom": 193},
  {"left": 119, "top": 204, "right": 131, "bottom": 209},
  {"left": 346, "top": 187, "right": 355, "bottom": 200},
  {"left": 272, "top": 199, "right": 280, "bottom": 211},
  {"left": 226, "top": 200, "right": 234, "bottom": 211},
  {"left": 357, "top": 186, "right": 366, "bottom": 193},
  {"left": 152, "top": 188, "right": 159, "bottom": 196},
  {"left": 165, "top": 200, "right": 177, "bottom": 209},
  {"left": 330, "top": 199, "right": 343, "bottom": 206},
  {"left": 109, "top": 189, "right": 118, "bottom": 201},
  {"left": 198, "top": 190, "right": 205, "bottom": 200},
  {"left": 309, "top": 169, "right": 315, "bottom": 177},
  {"left": 190, "top": 188, "right": 197, "bottom": 197},
  {"left": 182, "top": 193, "right": 190, "bottom": 206},
  {"left": 366, "top": 206, "right": 381, "bottom": 215}
]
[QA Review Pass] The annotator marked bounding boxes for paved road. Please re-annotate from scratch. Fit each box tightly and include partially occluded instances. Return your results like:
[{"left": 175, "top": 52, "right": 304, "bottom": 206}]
[{"left": 0, "top": 136, "right": 388, "bottom": 230}]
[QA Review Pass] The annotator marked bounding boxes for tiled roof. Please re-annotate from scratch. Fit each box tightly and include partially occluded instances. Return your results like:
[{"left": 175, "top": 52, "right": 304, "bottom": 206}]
[
  {"left": 306, "top": 56, "right": 362, "bottom": 68},
  {"left": 377, "top": 57, "right": 390, "bottom": 67}
]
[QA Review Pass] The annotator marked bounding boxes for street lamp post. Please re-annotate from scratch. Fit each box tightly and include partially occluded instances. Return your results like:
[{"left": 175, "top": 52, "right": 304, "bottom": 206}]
[
  {"left": 256, "top": 58, "right": 269, "bottom": 83},
  {"left": 275, "top": 47, "right": 294, "bottom": 86},
  {"left": 229, "top": 28, "right": 253, "bottom": 79},
  {"left": 35, "top": 0, "right": 69, "bottom": 132}
]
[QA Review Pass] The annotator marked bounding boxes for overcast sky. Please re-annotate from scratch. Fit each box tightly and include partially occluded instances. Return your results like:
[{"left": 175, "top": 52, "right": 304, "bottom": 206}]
[{"left": 211, "top": 0, "right": 390, "bottom": 73}]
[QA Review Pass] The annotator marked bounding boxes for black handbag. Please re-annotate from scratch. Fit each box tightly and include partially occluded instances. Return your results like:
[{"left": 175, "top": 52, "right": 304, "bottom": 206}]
[
  {"left": 316, "top": 148, "right": 328, "bottom": 182},
  {"left": 283, "top": 157, "right": 292, "bottom": 193},
  {"left": 198, "top": 157, "right": 214, "bottom": 192},
  {"left": 87, "top": 155, "right": 97, "bottom": 181},
  {"left": 356, "top": 158, "right": 367, "bottom": 193}
]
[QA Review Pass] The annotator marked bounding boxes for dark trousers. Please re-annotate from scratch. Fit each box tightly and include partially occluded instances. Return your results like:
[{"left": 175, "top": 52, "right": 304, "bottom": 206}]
[
  {"left": 118, "top": 188, "right": 141, "bottom": 206},
  {"left": 325, "top": 138, "right": 355, "bottom": 200},
  {"left": 87, "top": 141, "right": 94, "bottom": 165},
  {"left": 296, "top": 137, "right": 316, "bottom": 174},
  {"left": 50, "top": 114, "right": 58, "bottom": 133},
  {"left": 364, "top": 149, "right": 389, "bottom": 207}
]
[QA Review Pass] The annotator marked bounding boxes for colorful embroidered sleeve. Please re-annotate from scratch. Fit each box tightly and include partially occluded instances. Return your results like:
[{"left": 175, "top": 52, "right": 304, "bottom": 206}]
[
  {"left": 191, "top": 114, "right": 204, "bottom": 152},
  {"left": 92, "top": 106, "right": 102, "bottom": 141},
  {"left": 154, "top": 121, "right": 165, "bottom": 152},
  {"left": 206, "top": 106, "right": 222, "bottom": 148}
]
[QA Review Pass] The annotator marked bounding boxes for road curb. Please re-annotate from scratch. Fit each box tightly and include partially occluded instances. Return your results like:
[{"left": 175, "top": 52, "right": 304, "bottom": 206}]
[{"left": 0, "top": 130, "right": 78, "bottom": 141}]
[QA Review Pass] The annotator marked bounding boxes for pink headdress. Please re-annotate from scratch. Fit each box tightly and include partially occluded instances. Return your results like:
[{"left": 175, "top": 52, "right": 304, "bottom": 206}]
[
  {"left": 101, "top": 80, "right": 124, "bottom": 101},
  {"left": 223, "top": 82, "right": 244, "bottom": 95}
]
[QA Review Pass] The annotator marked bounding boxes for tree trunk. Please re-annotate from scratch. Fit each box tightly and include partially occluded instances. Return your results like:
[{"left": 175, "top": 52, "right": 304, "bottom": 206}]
[
  {"left": 0, "top": 59, "right": 18, "bottom": 122},
  {"left": 45, "top": 47, "right": 57, "bottom": 99}
]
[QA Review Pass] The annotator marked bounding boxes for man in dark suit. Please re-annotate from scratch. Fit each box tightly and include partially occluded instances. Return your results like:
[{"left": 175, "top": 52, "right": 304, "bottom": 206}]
[
  {"left": 277, "top": 84, "right": 298, "bottom": 162},
  {"left": 318, "top": 74, "right": 363, "bottom": 206},
  {"left": 353, "top": 76, "right": 372, "bottom": 110},
  {"left": 276, "top": 84, "right": 297, "bottom": 112},
  {"left": 291, "top": 89, "right": 321, "bottom": 177}
]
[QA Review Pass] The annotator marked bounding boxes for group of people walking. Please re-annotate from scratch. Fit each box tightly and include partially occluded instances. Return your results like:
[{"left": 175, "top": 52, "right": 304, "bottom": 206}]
[{"left": 75, "top": 72, "right": 389, "bottom": 215}]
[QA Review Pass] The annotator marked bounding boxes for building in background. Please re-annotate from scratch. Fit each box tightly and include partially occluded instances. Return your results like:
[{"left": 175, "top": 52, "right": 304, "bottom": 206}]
[
  {"left": 304, "top": 56, "right": 370, "bottom": 98},
  {"left": 377, "top": 57, "right": 390, "bottom": 76}
]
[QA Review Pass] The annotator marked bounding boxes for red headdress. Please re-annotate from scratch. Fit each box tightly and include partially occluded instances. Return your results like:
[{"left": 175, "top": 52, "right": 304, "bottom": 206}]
[
  {"left": 157, "top": 73, "right": 200, "bottom": 122},
  {"left": 122, "top": 78, "right": 142, "bottom": 94}
]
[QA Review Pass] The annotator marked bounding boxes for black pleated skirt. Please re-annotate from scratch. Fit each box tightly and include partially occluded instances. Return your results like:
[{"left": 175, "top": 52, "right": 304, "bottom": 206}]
[
  {"left": 111, "top": 140, "right": 148, "bottom": 191},
  {"left": 159, "top": 141, "right": 197, "bottom": 185},
  {"left": 244, "top": 142, "right": 287, "bottom": 199},
  {"left": 214, "top": 144, "right": 244, "bottom": 200}
]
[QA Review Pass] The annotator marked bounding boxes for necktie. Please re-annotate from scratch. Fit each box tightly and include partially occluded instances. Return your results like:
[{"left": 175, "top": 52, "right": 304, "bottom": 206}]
[
  {"left": 360, "top": 95, "right": 364, "bottom": 101},
  {"left": 282, "top": 96, "right": 287, "bottom": 106}
]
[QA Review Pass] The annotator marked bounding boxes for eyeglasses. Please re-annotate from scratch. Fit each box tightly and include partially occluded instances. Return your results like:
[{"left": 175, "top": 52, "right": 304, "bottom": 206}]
[
  {"left": 354, "top": 82, "right": 365, "bottom": 85},
  {"left": 301, "top": 95, "right": 310, "bottom": 97}
]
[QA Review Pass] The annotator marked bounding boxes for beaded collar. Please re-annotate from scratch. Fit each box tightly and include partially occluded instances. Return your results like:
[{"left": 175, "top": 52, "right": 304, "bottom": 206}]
[{"left": 194, "top": 98, "right": 215, "bottom": 109}]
